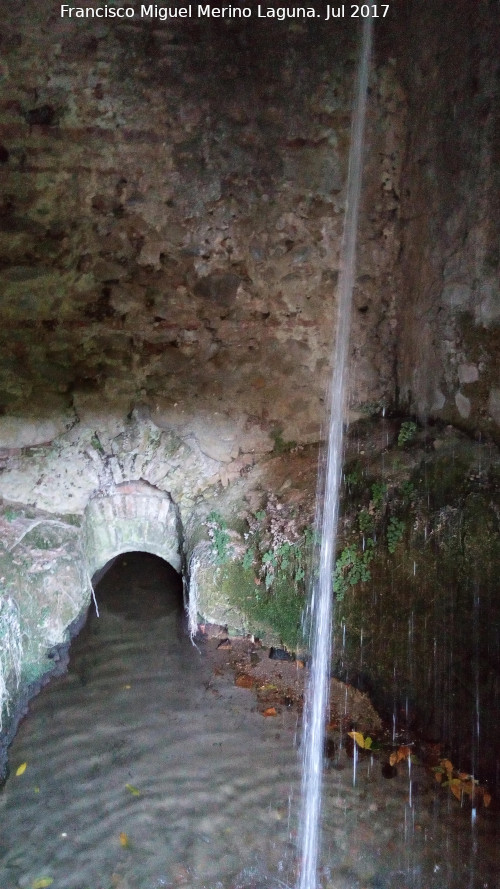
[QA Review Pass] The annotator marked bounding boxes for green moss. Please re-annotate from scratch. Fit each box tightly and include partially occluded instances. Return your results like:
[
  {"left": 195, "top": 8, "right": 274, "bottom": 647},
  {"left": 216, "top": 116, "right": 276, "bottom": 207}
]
[
  {"left": 219, "top": 560, "right": 305, "bottom": 650},
  {"left": 332, "top": 441, "right": 500, "bottom": 779},
  {"left": 3, "top": 508, "right": 20, "bottom": 522},
  {"left": 411, "top": 454, "right": 470, "bottom": 509},
  {"left": 270, "top": 426, "right": 297, "bottom": 454}
]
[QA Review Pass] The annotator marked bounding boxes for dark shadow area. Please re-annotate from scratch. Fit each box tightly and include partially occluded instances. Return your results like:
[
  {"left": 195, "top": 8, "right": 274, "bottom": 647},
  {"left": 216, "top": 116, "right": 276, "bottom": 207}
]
[{"left": 92, "top": 551, "right": 184, "bottom": 621}]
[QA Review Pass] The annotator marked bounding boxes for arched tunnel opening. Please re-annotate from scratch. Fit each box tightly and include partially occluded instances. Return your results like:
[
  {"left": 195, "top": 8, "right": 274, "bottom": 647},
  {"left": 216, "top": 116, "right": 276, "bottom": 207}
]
[
  {"left": 91, "top": 552, "right": 185, "bottom": 624},
  {"left": 64, "top": 552, "right": 189, "bottom": 689},
  {"left": 44, "top": 550, "right": 194, "bottom": 724},
  {"left": 57, "top": 552, "right": 189, "bottom": 697}
]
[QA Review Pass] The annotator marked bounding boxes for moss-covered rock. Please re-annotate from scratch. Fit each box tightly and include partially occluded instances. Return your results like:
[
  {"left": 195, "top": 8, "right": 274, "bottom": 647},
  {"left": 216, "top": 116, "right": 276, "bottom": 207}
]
[{"left": 332, "top": 423, "right": 500, "bottom": 783}]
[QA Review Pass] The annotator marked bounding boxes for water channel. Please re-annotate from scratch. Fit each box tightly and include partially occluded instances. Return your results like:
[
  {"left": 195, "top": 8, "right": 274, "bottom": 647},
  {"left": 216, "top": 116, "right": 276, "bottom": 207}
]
[{"left": 0, "top": 553, "right": 497, "bottom": 889}]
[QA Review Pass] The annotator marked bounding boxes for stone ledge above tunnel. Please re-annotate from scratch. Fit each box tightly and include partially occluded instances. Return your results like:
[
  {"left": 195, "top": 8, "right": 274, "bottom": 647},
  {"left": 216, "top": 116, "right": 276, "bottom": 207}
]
[{"left": 82, "top": 481, "right": 183, "bottom": 580}]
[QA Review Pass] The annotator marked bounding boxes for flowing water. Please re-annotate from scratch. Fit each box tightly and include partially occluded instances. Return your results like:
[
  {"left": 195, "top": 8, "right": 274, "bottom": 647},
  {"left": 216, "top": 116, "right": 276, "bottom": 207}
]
[
  {"left": 297, "top": 19, "right": 373, "bottom": 889},
  {"left": 0, "top": 552, "right": 498, "bottom": 889},
  {"left": 0, "top": 554, "right": 301, "bottom": 889}
]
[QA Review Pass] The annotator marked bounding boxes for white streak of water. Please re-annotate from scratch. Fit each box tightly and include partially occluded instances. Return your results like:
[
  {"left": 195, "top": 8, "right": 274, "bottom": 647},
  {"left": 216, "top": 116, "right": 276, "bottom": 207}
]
[{"left": 297, "top": 19, "right": 372, "bottom": 889}]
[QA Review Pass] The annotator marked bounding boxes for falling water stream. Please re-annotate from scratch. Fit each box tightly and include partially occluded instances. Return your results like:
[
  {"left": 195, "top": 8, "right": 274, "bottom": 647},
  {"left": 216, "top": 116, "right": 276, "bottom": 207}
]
[{"left": 297, "top": 18, "right": 373, "bottom": 889}]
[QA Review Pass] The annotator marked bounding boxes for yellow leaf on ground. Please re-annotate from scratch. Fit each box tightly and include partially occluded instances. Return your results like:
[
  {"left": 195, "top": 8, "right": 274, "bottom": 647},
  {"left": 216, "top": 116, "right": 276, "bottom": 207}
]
[
  {"left": 450, "top": 782, "right": 462, "bottom": 801},
  {"left": 364, "top": 736, "right": 373, "bottom": 750},
  {"left": 262, "top": 707, "right": 277, "bottom": 717},
  {"left": 16, "top": 762, "right": 27, "bottom": 776},
  {"left": 125, "top": 783, "right": 140, "bottom": 796},
  {"left": 348, "top": 731, "right": 366, "bottom": 749},
  {"left": 434, "top": 770, "right": 443, "bottom": 783},
  {"left": 119, "top": 831, "right": 129, "bottom": 847},
  {"left": 32, "top": 879, "right": 54, "bottom": 889},
  {"left": 440, "top": 758, "right": 454, "bottom": 774}
]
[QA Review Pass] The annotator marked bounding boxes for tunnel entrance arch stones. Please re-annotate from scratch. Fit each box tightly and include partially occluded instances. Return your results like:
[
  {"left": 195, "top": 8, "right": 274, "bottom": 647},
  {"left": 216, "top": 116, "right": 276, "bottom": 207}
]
[{"left": 82, "top": 481, "right": 183, "bottom": 583}]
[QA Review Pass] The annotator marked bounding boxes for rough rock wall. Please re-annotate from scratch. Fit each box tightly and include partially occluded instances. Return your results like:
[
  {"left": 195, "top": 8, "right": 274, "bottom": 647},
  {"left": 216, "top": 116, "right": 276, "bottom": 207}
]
[
  {"left": 394, "top": 0, "right": 500, "bottom": 436},
  {"left": 0, "top": 1, "right": 402, "bottom": 448}
]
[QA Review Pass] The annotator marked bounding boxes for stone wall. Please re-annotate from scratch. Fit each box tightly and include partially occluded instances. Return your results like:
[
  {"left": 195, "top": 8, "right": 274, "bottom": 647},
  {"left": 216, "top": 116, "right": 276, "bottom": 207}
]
[
  {"left": 393, "top": 0, "right": 500, "bottom": 436},
  {"left": 0, "top": 0, "right": 405, "bottom": 444}
]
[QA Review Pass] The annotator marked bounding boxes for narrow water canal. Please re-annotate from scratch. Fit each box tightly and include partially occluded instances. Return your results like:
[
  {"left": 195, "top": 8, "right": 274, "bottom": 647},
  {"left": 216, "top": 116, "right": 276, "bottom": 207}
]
[{"left": 0, "top": 554, "right": 497, "bottom": 888}]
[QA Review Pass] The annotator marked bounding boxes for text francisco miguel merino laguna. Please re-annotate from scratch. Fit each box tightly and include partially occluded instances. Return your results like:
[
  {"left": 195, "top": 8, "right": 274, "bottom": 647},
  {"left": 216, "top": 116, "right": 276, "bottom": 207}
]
[{"left": 60, "top": 4, "right": 350, "bottom": 20}]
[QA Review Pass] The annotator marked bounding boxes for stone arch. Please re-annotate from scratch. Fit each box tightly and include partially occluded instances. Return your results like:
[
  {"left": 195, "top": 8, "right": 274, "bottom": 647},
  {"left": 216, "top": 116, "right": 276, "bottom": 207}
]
[{"left": 82, "top": 481, "right": 182, "bottom": 581}]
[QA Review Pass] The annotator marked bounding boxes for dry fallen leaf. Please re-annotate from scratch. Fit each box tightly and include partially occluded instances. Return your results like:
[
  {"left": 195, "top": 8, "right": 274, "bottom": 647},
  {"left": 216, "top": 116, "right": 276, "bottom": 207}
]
[
  {"left": 125, "top": 783, "right": 140, "bottom": 796},
  {"left": 31, "top": 879, "right": 54, "bottom": 889},
  {"left": 389, "top": 745, "right": 411, "bottom": 766},
  {"left": 262, "top": 707, "right": 277, "bottom": 717},
  {"left": 119, "top": 831, "right": 129, "bottom": 847},
  {"left": 16, "top": 762, "right": 27, "bottom": 776},
  {"left": 235, "top": 674, "right": 254, "bottom": 689}
]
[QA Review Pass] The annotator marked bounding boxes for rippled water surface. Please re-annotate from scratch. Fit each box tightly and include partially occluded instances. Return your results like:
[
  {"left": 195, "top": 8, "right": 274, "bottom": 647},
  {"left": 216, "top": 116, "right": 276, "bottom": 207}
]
[{"left": 0, "top": 554, "right": 498, "bottom": 889}]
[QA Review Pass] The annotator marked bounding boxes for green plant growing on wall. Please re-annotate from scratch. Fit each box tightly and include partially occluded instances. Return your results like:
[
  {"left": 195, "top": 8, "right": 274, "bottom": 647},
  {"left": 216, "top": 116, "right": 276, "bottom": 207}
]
[
  {"left": 400, "top": 480, "right": 416, "bottom": 503},
  {"left": 397, "top": 420, "right": 417, "bottom": 447},
  {"left": 261, "top": 548, "right": 278, "bottom": 589},
  {"left": 358, "top": 508, "right": 374, "bottom": 535},
  {"left": 204, "top": 511, "right": 233, "bottom": 565},
  {"left": 371, "top": 481, "right": 387, "bottom": 509},
  {"left": 242, "top": 547, "right": 255, "bottom": 570},
  {"left": 260, "top": 536, "right": 310, "bottom": 591},
  {"left": 90, "top": 432, "right": 105, "bottom": 454},
  {"left": 333, "top": 539, "right": 374, "bottom": 600},
  {"left": 387, "top": 516, "right": 405, "bottom": 553},
  {"left": 344, "top": 464, "right": 363, "bottom": 493}
]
